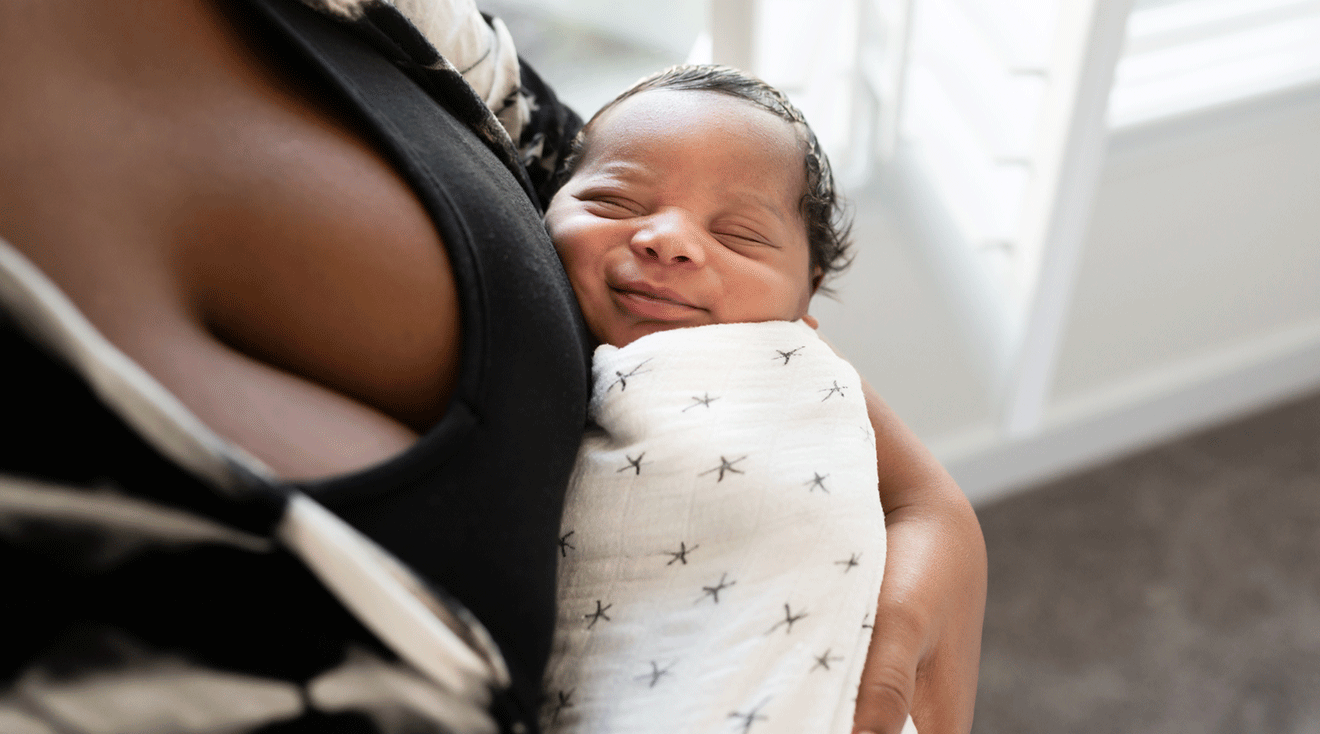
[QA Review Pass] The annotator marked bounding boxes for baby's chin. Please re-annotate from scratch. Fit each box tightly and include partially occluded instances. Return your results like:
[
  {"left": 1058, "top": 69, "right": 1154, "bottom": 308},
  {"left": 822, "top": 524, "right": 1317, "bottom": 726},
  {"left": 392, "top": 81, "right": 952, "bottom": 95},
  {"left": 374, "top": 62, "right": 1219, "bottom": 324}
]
[
  {"left": 593, "top": 316, "right": 812, "bottom": 348},
  {"left": 592, "top": 320, "right": 704, "bottom": 349}
]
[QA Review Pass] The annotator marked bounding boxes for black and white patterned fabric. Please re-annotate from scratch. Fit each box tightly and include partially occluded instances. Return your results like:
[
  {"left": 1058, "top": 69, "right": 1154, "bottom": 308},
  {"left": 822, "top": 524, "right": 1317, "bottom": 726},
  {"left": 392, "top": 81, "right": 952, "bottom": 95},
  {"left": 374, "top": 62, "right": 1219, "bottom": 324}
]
[
  {"left": 300, "top": 0, "right": 581, "bottom": 210},
  {"left": 0, "top": 240, "right": 516, "bottom": 733},
  {"left": 543, "top": 321, "right": 893, "bottom": 733}
]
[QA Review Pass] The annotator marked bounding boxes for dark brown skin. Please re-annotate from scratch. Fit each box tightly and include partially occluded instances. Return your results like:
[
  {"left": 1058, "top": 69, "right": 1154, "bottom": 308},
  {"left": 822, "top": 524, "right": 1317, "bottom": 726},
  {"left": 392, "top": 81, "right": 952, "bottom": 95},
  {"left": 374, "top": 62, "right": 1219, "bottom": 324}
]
[
  {"left": 0, "top": 0, "right": 458, "bottom": 478},
  {"left": 0, "top": 2, "right": 985, "bottom": 731}
]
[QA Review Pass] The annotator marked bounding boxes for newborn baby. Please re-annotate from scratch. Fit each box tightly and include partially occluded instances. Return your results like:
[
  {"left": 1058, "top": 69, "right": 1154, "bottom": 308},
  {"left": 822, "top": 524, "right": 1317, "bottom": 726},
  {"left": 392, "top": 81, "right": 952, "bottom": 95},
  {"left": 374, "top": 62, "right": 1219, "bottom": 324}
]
[{"left": 541, "top": 64, "right": 913, "bottom": 734}]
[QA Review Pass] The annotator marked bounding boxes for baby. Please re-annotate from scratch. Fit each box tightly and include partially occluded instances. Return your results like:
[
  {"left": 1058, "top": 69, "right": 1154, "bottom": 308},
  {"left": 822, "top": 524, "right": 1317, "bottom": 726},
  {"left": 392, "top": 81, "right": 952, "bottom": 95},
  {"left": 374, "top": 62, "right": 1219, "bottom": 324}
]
[{"left": 540, "top": 65, "right": 911, "bottom": 734}]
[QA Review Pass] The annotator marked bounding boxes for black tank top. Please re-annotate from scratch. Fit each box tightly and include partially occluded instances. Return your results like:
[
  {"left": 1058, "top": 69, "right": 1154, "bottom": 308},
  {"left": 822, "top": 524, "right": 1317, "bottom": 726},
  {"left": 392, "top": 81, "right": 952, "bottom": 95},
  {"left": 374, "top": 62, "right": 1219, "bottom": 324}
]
[{"left": 241, "top": 0, "right": 592, "bottom": 711}]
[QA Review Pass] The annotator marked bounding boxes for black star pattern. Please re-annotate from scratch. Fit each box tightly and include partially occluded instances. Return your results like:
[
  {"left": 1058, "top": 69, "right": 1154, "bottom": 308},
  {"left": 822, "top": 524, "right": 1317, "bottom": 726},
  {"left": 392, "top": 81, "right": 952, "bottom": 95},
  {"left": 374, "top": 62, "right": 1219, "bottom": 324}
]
[
  {"left": 683, "top": 393, "right": 720, "bottom": 412},
  {"left": 728, "top": 699, "right": 770, "bottom": 733},
  {"left": 766, "top": 603, "right": 808, "bottom": 635},
  {"left": 805, "top": 472, "right": 829, "bottom": 493},
  {"left": 862, "top": 613, "right": 874, "bottom": 630},
  {"left": 549, "top": 689, "right": 574, "bottom": 724},
  {"left": 665, "top": 541, "right": 699, "bottom": 566},
  {"left": 812, "top": 649, "right": 844, "bottom": 672},
  {"left": 700, "top": 455, "right": 747, "bottom": 482},
  {"left": 558, "top": 531, "right": 575, "bottom": 557},
  {"left": 546, "top": 691, "right": 572, "bottom": 723},
  {"left": 618, "top": 452, "right": 646, "bottom": 475},
  {"left": 774, "top": 346, "right": 805, "bottom": 365},
  {"left": 698, "top": 573, "right": 736, "bottom": 604},
  {"left": 819, "top": 380, "right": 847, "bottom": 401},
  {"left": 584, "top": 600, "right": 613, "bottom": 629},
  {"left": 835, "top": 552, "right": 861, "bottom": 572},
  {"left": 634, "top": 660, "right": 675, "bottom": 688},
  {"left": 608, "top": 359, "right": 652, "bottom": 392}
]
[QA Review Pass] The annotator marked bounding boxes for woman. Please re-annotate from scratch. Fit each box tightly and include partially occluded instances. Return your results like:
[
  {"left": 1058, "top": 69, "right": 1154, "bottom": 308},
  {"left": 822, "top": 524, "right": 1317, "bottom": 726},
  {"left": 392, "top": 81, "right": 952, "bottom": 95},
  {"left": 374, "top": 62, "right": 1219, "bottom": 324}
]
[{"left": 0, "top": 1, "right": 985, "bottom": 732}]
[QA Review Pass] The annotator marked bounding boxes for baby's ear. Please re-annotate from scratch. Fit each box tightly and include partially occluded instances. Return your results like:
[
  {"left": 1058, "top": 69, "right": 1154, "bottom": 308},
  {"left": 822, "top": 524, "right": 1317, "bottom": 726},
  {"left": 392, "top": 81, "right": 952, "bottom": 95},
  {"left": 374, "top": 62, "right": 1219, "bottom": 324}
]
[
  {"left": 810, "top": 266, "right": 825, "bottom": 294},
  {"left": 802, "top": 314, "right": 819, "bottom": 330}
]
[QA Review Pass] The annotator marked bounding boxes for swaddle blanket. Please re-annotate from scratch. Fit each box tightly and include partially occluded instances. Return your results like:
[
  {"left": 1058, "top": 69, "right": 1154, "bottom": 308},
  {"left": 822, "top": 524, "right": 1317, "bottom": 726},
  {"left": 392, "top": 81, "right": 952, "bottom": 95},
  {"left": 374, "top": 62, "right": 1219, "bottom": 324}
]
[{"left": 544, "top": 320, "right": 886, "bottom": 734}]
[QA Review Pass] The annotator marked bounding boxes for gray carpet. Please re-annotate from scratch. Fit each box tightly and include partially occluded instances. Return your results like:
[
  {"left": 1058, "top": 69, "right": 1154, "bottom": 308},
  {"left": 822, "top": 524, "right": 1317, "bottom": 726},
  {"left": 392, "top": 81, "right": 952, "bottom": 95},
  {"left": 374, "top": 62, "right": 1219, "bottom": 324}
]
[{"left": 973, "top": 390, "right": 1320, "bottom": 734}]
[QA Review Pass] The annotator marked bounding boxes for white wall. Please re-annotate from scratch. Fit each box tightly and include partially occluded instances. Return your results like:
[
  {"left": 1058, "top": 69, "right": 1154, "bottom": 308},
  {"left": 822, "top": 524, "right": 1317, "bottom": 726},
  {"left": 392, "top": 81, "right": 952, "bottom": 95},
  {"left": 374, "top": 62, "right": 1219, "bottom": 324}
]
[
  {"left": 821, "top": 86, "right": 1320, "bottom": 506},
  {"left": 1053, "top": 90, "right": 1320, "bottom": 405}
]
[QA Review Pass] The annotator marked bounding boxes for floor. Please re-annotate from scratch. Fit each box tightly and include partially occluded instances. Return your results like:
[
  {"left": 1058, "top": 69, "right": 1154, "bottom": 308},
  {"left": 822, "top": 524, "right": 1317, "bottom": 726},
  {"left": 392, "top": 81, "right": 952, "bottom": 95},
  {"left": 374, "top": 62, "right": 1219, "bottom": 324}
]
[{"left": 973, "top": 390, "right": 1320, "bottom": 734}]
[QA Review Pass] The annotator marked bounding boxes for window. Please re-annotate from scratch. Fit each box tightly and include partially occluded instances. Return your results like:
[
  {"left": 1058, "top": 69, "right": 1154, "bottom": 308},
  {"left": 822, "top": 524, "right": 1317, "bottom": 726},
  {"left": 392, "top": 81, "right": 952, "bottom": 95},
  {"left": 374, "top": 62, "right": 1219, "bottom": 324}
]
[{"left": 1111, "top": 0, "right": 1320, "bottom": 127}]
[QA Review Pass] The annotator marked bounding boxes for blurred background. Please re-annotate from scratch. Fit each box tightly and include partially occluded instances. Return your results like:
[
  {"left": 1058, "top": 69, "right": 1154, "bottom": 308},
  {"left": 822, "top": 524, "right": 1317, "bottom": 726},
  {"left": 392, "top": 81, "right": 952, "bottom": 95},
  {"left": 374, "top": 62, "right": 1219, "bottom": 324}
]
[{"left": 483, "top": 0, "right": 1320, "bottom": 730}]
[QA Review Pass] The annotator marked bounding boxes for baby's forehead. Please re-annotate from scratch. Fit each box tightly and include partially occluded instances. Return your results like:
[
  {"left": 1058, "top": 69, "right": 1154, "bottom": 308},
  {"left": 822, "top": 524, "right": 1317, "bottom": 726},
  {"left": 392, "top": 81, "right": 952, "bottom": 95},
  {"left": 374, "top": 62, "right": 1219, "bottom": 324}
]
[
  {"left": 576, "top": 89, "right": 810, "bottom": 189},
  {"left": 588, "top": 89, "right": 805, "bottom": 151}
]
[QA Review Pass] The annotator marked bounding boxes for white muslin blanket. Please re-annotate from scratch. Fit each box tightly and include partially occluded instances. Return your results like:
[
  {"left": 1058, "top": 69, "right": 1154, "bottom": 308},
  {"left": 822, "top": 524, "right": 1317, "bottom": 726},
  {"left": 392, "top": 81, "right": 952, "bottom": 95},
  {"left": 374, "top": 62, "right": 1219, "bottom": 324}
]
[{"left": 543, "top": 320, "right": 888, "bottom": 733}]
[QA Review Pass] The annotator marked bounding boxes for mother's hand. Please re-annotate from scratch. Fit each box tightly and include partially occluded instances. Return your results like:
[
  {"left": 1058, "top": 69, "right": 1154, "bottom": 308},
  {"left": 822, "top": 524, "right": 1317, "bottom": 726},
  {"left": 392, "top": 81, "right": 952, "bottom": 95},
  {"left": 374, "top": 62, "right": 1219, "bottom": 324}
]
[{"left": 853, "top": 384, "right": 987, "bottom": 734}]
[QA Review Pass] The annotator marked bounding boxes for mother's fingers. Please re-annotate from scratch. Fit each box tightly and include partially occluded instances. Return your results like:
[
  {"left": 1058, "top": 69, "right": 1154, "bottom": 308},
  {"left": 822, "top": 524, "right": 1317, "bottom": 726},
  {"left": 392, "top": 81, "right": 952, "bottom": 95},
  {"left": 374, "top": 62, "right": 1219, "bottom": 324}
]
[
  {"left": 853, "top": 602, "right": 923, "bottom": 734},
  {"left": 854, "top": 497, "right": 985, "bottom": 734},
  {"left": 853, "top": 659, "right": 917, "bottom": 733}
]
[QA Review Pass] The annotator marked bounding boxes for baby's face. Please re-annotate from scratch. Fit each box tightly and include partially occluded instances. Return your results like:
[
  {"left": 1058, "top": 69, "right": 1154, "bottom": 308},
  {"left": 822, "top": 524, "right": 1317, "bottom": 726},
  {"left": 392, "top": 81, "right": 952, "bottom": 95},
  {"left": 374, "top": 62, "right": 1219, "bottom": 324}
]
[{"left": 545, "top": 89, "right": 815, "bottom": 348}]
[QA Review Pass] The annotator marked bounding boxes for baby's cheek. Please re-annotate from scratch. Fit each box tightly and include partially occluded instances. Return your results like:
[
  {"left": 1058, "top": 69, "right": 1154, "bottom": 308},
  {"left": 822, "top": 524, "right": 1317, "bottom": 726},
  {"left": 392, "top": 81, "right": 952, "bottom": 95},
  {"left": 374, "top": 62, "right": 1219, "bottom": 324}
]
[{"left": 549, "top": 223, "right": 601, "bottom": 263}]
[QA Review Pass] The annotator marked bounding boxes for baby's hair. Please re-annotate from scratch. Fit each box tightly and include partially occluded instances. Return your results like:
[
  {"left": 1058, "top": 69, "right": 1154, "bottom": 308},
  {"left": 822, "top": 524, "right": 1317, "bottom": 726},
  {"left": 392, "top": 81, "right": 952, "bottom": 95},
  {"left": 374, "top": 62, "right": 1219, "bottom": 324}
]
[{"left": 560, "top": 64, "right": 854, "bottom": 293}]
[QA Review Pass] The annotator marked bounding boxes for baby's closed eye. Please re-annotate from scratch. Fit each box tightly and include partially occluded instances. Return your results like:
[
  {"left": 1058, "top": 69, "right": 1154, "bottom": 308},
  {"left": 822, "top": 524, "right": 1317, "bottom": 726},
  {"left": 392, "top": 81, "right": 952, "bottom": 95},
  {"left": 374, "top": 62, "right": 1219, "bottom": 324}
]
[
  {"left": 580, "top": 191, "right": 644, "bottom": 217},
  {"left": 713, "top": 226, "right": 778, "bottom": 250}
]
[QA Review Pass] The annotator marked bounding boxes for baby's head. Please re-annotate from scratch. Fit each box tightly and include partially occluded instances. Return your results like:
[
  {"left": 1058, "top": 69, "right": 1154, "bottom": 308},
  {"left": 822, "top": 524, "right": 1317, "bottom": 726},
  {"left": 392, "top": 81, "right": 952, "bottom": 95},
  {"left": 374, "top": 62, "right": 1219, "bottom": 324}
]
[{"left": 546, "top": 64, "right": 851, "bottom": 348}]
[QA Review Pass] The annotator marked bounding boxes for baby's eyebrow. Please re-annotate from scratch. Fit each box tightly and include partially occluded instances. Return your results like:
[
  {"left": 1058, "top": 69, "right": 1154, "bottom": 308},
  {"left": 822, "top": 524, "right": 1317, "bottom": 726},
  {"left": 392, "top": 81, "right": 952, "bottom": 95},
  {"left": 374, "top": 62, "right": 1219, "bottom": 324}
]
[
  {"left": 591, "top": 159, "right": 654, "bottom": 182},
  {"left": 723, "top": 190, "right": 794, "bottom": 227}
]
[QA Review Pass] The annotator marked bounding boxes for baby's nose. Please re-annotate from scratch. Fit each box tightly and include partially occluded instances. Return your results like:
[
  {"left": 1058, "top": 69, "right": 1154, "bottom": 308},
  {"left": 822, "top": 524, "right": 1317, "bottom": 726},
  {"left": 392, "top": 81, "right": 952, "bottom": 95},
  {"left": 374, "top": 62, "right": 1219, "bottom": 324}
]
[{"left": 630, "top": 210, "right": 707, "bottom": 265}]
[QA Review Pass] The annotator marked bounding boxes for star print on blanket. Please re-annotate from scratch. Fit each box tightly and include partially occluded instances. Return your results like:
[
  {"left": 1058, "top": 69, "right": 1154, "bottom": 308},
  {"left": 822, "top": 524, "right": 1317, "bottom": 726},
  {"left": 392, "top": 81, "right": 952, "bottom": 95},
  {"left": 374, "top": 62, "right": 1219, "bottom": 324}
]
[{"left": 544, "top": 320, "right": 886, "bottom": 734}]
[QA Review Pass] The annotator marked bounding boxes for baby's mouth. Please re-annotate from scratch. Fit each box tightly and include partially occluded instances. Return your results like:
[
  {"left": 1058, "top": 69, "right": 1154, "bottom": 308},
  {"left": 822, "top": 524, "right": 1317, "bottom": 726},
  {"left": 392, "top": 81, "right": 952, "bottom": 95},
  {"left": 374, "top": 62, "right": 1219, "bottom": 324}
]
[{"left": 610, "top": 282, "right": 704, "bottom": 318}]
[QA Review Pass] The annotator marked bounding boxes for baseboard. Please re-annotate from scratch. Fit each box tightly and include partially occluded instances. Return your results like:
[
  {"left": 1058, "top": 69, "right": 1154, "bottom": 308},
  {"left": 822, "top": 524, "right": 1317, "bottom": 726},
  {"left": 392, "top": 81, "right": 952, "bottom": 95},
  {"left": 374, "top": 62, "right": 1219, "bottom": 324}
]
[{"left": 934, "top": 319, "right": 1320, "bottom": 507}]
